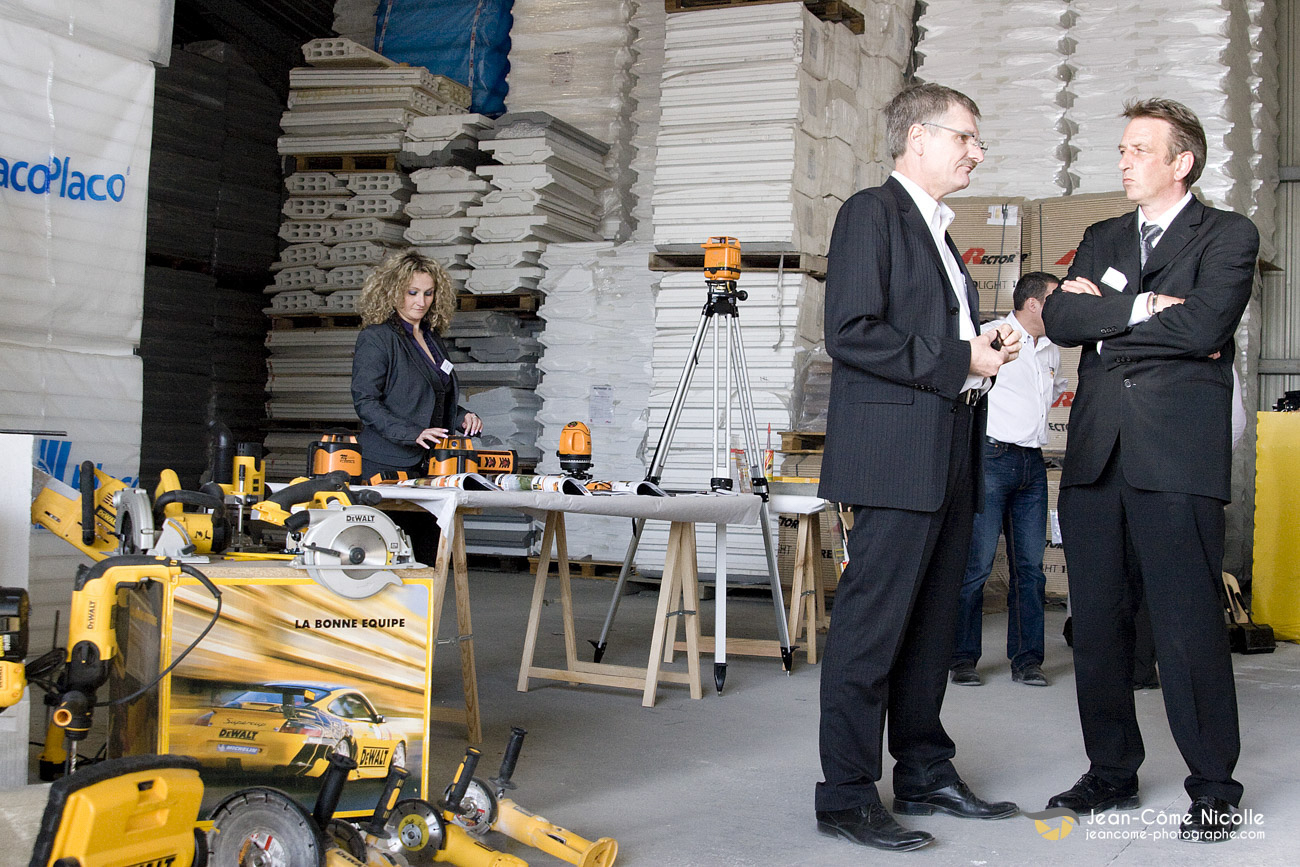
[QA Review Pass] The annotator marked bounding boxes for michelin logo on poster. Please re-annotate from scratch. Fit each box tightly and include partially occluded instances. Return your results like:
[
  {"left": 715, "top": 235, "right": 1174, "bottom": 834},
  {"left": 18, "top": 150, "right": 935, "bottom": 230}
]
[{"left": 0, "top": 154, "right": 128, "bottom": 201}]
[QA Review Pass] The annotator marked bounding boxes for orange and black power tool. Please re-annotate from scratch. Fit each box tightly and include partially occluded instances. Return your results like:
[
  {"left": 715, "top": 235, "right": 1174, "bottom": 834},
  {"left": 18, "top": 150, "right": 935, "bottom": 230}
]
[
  {"left": 308, "top": 430, "right": 363, "bottom": 483},
  {"left": 429, "top": 437, "right": 478, "bottom": 475}
]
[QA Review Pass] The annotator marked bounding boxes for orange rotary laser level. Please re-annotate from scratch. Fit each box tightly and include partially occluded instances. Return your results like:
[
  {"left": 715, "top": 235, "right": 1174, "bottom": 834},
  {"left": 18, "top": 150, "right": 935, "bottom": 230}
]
[
  {"left": 308, "top": 430, "right": 363, "bottom": 482},
  {"left": 702, "top": 236, "right": 742, "bottom": 283},
  {"left": 429, "top": 437, "right": 478, "bottom": 475}
]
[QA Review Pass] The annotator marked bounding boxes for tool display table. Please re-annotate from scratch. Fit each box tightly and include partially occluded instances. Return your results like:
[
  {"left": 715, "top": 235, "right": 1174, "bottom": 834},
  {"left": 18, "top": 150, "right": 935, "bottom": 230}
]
[{"left": 369, "top": 488, "right": 762, "bottom": 707}]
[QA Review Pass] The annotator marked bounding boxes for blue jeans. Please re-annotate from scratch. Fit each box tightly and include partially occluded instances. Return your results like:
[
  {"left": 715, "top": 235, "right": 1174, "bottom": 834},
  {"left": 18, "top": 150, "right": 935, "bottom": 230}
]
[{"left": 952, "top": 440, "right": 1048, "bottom": 671}]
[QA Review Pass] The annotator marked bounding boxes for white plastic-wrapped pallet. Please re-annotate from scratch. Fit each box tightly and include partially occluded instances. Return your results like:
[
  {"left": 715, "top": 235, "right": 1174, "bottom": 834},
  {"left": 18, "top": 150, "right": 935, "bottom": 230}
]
[
  {"left": 505, "top": 0, "right": 638, "bottom": 241},
  {"left": 651, "top": 4, "right": 864, "bottom": 251},
  {"left": 533, "top": 242, "right": 657, "bottom": 560},
  {"left": 635, "top": 267, "right": 819, "bottom": 576},
  {"left": 1067, "top": 0, "right": 1248, "bottom": 209},
  {"left": 915, "top": 0, "right": 1074, "bottom": 198}
]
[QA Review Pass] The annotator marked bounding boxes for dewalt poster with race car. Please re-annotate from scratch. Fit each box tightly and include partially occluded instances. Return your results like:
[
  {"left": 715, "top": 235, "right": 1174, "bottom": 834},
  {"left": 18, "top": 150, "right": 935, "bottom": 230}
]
[{"left": 110, "top": 567, "right": 436, "bottom": 818}]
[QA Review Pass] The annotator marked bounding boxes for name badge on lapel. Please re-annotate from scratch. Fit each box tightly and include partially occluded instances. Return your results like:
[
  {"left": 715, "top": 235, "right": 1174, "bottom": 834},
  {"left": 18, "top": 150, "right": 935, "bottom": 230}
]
[
  {"left": 441, "top": 359, "right": 454, "bottom": 375},
  {"left": 1101, "top": 267, "right": 1128, "bottom": 291}
]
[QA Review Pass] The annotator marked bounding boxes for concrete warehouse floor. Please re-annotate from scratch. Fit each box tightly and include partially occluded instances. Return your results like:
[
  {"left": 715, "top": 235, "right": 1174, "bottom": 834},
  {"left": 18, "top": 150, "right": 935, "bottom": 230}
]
[
  {"left": 422, "top": 568, "right": 1300, "bottom": 867},
  {"left": 0, "top": 567, "right": 1295, "bottom": 866}
]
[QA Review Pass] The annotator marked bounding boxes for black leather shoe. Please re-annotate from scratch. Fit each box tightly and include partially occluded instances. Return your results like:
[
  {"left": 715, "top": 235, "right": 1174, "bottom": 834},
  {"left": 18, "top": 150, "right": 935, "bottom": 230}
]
[
  {"left": 1012, "top": 664, "right": 1048, "bottom": 686},
  {"left": 950, "top": 662, "right": 982, "bottom": 686},
  {"left": 816, "top": 804, "right": 934, "bottom": 851},
  {"left": 1046, "top": 773, "right": 1139, "bottom": 813},
  {"left": 1179, "top": 796, "right": 1237, "bottom": 843},
  {"left": 894, "top": 779, "right": 1018, "bottom": 819}
]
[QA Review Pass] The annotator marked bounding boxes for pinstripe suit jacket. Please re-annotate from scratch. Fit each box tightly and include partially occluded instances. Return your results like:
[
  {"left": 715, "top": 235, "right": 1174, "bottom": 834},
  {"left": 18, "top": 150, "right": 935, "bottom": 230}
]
[{"left": 817, "top": 176, "right": 984, "bottom": 512}]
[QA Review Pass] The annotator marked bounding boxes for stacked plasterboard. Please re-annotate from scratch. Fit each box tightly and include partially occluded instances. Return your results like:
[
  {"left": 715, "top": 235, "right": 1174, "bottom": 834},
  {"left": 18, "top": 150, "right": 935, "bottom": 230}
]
[
  {"left": 404, "top": 163, "right": 492, "bottom": 292},
  {"left": 505, "top": 0, "right": 637, "bottom": 241},
  {"left": 464, "top": 112, "right": 612, "bottom": 302},
  {"left": 442, "top": 311, "right": 546, "bottom": 464},
  {"left": 915, "top": 0, "right": 1075, "bottom": 198},
  {"left": 651, "top": 4, "right": 880, "bottom": 252},
  {"left": 280, "top": 39, "right": 470, "bottom": 157},
  {"left": 532, "top": 241, "right": 657, "bottom": 560}
]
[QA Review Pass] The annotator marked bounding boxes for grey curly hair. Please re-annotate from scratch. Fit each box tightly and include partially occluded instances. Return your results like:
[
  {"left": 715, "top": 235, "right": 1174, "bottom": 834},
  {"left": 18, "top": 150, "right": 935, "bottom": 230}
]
[{"left": 358, "top": 249, "right": 456, "bottom": 331}]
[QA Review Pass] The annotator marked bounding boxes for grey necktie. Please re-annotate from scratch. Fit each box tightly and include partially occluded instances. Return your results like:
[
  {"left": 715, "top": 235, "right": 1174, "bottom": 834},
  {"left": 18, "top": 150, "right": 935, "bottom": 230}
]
[{"left": 1141, "top": 223, "right": 1163, "bottom": 267}]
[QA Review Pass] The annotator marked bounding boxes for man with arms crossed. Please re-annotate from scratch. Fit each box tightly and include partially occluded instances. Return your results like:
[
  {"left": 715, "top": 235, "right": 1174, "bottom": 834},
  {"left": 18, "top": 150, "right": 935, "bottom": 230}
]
[
  {"left": 816, "top": 83, "right": 1022, "bottom": 852},
  {"left": 1042, "top": 98, "right": 1256, "bottom": 843}
]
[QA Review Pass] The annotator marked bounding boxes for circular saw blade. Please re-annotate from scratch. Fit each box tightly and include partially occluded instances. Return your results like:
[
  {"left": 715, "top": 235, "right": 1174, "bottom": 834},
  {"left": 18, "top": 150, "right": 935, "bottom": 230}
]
[
  {"left": 207, "top": 788, "right": 324, "bottom": 867},
  {"left": 297, "top": 506, "right": 408, "bottom": 599},
  {"left": 382, "top": 799, "right": 446, "bottom": 866}
]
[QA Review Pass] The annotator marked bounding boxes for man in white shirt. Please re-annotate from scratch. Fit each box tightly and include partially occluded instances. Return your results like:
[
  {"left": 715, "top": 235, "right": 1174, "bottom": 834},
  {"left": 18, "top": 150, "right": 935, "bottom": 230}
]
[{"left": 950, "top": 272, "right": 1066, "bottom": 689}]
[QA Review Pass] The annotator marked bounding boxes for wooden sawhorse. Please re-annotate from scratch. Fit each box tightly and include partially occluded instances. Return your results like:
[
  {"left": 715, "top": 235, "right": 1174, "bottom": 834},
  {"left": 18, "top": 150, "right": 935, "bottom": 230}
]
[
  {"left": 668, "top": 497, "right": 829, "bottom": 664},
  {"left": 517, "top": 511, "right": 704, "bottom": 707}
]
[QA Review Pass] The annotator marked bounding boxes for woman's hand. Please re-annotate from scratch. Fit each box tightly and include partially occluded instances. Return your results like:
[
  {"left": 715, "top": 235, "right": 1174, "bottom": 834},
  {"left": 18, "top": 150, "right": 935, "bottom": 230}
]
[
  {"left": 461, "top": 412, "right": 483, "bottom": 436},
  {"left": 416, "top": 427, "right": 450, "bottom": 448}
]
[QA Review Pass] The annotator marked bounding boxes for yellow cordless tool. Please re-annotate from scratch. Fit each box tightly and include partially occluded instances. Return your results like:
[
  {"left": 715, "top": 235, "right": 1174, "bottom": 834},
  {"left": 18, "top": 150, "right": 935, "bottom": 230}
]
[
  {"left": 0, "top": 556, "right": 223, "bottom": 779},
  {"left": 440, "top": 731, "right": 617, "bottom": 867},
  {"left": 32, "top": 460, "right": 230, "bottom": 561},
  {"left": 28, "top": 754, "right": 208, "bottom": 867}
]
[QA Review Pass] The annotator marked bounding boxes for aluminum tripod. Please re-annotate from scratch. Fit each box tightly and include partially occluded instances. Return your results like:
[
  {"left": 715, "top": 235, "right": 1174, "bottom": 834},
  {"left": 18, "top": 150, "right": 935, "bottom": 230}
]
[{"left": 589, "top": 270, "right": 794, "bottom": 692}]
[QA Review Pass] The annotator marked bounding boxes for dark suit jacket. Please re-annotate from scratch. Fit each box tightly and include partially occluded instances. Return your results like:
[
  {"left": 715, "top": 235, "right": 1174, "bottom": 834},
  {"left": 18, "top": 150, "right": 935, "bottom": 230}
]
[
  {"left": 1041, "top": 196, "right": 1257, "bottom": 501},
  {"left": 818, "top": 175, "right": 983, "bottom": 512},
  {"left": 352, "top": 315, "right": 467, "bottom": 467}
]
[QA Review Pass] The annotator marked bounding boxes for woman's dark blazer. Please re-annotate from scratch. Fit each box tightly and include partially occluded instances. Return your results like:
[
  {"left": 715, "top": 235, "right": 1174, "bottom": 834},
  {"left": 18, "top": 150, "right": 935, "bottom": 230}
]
[{"left": 352, "top": 315, "right": 467, "bottom": 467}]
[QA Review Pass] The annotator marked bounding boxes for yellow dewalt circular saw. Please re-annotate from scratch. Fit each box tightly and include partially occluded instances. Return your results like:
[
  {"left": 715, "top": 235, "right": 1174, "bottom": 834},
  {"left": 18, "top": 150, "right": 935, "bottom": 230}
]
[{"left": 251, "top": 471, "right": 419, "bottom": 599}]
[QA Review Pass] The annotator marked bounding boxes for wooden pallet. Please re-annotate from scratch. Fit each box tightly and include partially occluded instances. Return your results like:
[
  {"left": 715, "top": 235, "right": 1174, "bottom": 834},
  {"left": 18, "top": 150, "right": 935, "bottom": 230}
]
[
  {"left": 466, "top": 553, "right": 529, "bottom": 573},
  {"left": 269, "top": 313, "right": 362, "bottom": 330},
  {"left": 649, "top": 248, "right": 827, "bottom": 279},
  {"left": 528, "top": 557, "right": 632, "bottom": 580},
  {"left": 292, "top": 153, "right": 400, "bottom": 172},
  {"left": 664, "top": 0, "right": 865, "bottom": 33},
  {"left": 455, "top": 291, "right": 542, "bottom": 314},
  {"left": 779, "top": 430, "right": 825, "bottom": 453}
]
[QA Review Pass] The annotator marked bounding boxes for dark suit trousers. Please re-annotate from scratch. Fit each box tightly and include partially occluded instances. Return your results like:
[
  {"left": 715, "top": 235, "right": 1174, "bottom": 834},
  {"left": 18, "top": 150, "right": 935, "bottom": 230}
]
[
  {"left": 1059, "top": 446, "right": 1242, "bottom": 804},
  {"left": 816, "top": 403, "right": 976, "bottom": 811}
]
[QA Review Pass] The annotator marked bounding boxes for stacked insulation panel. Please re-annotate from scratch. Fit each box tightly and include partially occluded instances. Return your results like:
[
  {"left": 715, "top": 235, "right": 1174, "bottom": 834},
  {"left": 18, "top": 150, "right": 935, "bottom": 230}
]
[
  {"left": 269, "top": 39, "right": 471, "bottom": 319},
  {"left": 532, "top": 242, "right": 657, "bottom": 560},
  {"left": 628, "top": 1, "right": 667, "bottom": 242},
  {"left": 1066, "top": 0, "right": 1262, "bottom": 220},
  {"left": 639, "top": 4, "right": 901, "bottom": 576},
  {"left": 915, "top": 0, "right": 1075, "bottom": 198},
  {"left": 268, "top": 170, "right": 413, "bottom": 317},
  {"left": 650, "top": 4, "right": 882, "bottom": 252},
  {"left": 505, "top": 0, "right": 638, "bottom": 241}
]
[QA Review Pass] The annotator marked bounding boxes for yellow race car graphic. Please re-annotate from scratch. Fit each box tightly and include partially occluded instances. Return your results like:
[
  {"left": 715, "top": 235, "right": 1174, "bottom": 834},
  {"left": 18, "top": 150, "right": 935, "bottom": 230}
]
[{"left": 170, "top": 682, "right": 405, "bottom": 779}]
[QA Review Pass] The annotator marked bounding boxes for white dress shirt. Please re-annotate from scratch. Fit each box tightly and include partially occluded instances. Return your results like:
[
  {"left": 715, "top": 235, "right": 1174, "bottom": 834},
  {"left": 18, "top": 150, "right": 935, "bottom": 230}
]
[
  {"left": 891, "top": 171, "right": 987, "bottom": 393},
  {"left": 1128, "top": 190, "right": 1193, "bottom": 325},
  {"left": 983, "top": 311, "right": 1067, "bottom": 448}
]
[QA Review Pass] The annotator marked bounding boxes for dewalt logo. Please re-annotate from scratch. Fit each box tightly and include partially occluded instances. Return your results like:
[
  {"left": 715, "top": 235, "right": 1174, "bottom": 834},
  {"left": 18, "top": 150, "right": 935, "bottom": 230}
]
[
  {"left": 358, "top": 746, "right": 389, "bottom": 767},
  {"left": 124, "top": 856, "right": 177, "bottom": 867}
]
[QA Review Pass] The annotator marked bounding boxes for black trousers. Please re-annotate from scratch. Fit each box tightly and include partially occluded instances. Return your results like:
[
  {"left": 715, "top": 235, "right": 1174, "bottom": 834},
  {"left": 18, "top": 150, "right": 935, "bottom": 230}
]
[
  {"left": 362, "top": 455, "right": 441, "bottom": 568},
  {"left": 816, "top": 403, "right": 978, "bottom": 811},
  {"left": 1059, "top": 446, "right": 1242, "bottom": 804}
]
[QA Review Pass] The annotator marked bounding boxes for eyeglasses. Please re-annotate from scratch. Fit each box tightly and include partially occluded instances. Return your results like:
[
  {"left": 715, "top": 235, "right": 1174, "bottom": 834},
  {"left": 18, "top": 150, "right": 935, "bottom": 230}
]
[{"left": 923, "top": 122, "right": 990, "bottom": 153}]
